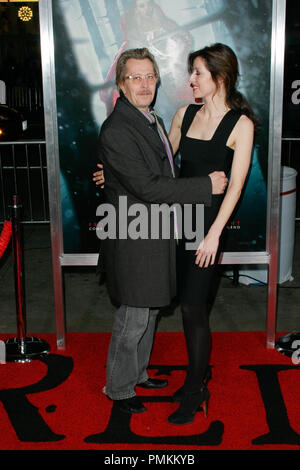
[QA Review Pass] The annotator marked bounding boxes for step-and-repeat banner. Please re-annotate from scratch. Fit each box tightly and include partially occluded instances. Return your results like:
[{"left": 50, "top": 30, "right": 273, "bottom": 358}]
[{"left": 51, "top": 0, "right": 271, "bottom": 254}]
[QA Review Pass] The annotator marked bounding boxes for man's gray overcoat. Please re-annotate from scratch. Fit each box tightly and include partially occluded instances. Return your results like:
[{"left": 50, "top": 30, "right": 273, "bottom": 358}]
[{"left": 98, "top": 97, "right": 212, "bottom": 307}]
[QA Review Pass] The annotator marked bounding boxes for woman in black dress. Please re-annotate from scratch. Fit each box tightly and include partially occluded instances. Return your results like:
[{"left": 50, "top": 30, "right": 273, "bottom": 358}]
[{"left": 167, "top": 43, "right": 255, "bottom": 424}]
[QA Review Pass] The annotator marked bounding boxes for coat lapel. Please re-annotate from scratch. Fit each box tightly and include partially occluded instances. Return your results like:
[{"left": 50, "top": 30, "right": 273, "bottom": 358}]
[{"left": 115, "top": 97, "right": 169, "bottom": 161}]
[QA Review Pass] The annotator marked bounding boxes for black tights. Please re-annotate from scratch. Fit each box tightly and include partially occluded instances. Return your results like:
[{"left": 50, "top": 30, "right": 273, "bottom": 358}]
[{"left": 181, "top": 302, "right": 211, "bottom": 393}]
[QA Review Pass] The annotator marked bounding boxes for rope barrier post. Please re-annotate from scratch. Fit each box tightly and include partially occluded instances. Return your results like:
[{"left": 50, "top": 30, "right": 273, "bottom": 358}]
[{"left": 5, "top": 194, "right": 50, "bottom": 362}]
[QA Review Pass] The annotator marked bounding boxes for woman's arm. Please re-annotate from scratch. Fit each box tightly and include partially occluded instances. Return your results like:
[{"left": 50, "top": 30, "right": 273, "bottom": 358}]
[
  {"left": 195, "top": 115, "right": 254, "bottom": 267},
  {"left": 168, "top": 105, "right": 188, "bottom": 154}
]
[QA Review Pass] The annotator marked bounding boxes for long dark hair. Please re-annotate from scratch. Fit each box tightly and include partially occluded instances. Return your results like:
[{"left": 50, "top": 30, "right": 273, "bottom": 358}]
[{"left": 188, "top": 43, "right": 258, "bottom": 125}]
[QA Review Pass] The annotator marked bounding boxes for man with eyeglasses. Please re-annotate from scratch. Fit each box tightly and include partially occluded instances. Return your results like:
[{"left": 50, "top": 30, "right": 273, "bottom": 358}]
[{"left": 97, "top": 48, "right": 227, "bottom": 414}]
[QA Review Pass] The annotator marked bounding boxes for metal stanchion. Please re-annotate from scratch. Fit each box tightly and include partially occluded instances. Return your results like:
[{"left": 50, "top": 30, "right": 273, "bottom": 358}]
[{"left": 5, "top": 195, "right": 50, "bottom": 362}]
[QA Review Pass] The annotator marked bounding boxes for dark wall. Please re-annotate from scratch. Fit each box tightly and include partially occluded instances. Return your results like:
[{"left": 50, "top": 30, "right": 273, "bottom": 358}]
[{"left": 0, "top": 3, "right": 41, "bottom": 87}]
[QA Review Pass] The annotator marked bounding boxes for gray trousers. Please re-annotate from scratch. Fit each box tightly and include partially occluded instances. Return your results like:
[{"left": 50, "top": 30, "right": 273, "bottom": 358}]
[{"left": 104, "top": 305, "right": 159, "bottom": 400}]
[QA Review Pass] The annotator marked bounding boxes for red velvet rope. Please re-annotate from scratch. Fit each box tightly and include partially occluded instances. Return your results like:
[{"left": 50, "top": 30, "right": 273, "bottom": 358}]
[{"left": 0, "top": 220, "right": 12, "bottom": 259}]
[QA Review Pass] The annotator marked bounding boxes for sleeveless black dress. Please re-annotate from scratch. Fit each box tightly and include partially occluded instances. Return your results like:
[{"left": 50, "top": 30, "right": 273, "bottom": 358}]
[{"left": 177, "top": 104, "right": 241, "bottom": 306}]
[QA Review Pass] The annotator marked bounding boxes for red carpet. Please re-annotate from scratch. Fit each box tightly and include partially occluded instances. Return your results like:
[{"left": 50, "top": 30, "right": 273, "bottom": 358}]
[{"left": 0, "top": 332, "right": 300, "bottom": 451}]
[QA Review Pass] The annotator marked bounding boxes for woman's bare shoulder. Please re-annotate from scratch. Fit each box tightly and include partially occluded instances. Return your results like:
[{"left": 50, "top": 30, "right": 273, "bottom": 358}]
[
  {"left": 237, "top": 114, "right": 254, "bottom": 133},
  {"left": 172, "top": 104, "right": 190, "bottom": 126}
]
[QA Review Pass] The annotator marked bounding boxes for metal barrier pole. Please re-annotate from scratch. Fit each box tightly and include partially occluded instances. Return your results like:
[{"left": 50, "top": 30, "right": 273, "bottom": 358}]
[
  {"left": 5, "top": 195, "right": 50, "bottom": 362},
  {"left": 12, "top": 194, "right": 26, "bottom": 352}
]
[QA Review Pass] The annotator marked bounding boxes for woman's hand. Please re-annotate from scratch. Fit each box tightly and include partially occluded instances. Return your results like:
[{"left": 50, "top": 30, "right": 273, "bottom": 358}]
[
  {"left": 195, "top": 232, "right": 220, "bottom": 268},
  {"left": 93, "top": 163, "right": 105, "bottom": 188}
]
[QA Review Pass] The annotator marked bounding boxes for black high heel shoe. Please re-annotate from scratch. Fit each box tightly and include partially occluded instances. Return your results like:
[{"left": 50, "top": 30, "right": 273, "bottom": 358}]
[
  {"left": 172, "top": 365, "right": 212, "bottom": 402},
  {"left": 168, "top": 386, "right": 210, "bottom": 425}
]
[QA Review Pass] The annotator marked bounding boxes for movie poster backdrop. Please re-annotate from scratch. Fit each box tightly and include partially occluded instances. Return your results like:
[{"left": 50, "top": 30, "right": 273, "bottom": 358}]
[{"left": 52, "top": 0, "right": 272, "bottom": 255}]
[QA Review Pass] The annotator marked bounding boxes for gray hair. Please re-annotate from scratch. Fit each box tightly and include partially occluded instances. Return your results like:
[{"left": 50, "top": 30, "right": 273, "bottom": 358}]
[{"left": 115, "top": 47, "right": 160, "bottom": 88}]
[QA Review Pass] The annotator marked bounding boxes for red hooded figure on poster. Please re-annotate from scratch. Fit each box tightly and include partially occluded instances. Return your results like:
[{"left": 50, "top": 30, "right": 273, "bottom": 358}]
[{"left": 100, "top": 0, "right": 193, "bottom": 115}]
